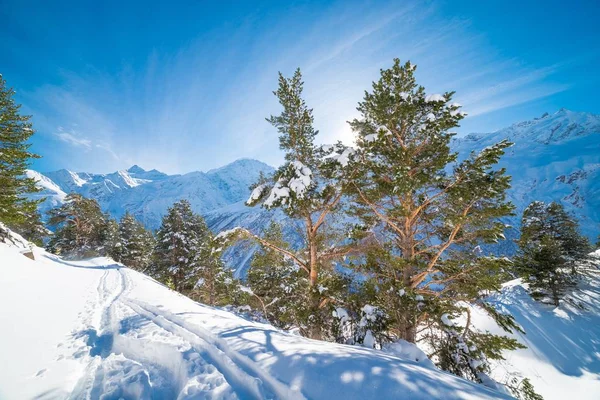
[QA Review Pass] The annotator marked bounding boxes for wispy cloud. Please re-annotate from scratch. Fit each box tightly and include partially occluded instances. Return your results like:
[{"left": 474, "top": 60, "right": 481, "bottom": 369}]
[
  {"left": 95, "top": 143, "right": 120, "bottom": 161},
  {"left": 54, "top": 127, "right": 92, "bottom": 149}
]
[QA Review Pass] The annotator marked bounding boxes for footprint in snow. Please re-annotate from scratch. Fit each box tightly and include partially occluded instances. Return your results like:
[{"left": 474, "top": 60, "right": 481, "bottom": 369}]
[{"left": 35, "top": 369, "right": 47, "bottom": 377}]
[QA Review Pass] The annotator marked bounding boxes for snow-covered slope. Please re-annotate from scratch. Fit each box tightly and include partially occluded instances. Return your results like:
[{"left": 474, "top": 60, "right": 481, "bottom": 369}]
[
  {"left": 472, "top": 255, "right": 600, "bottom": 400},
  {"left": 26, "top": 170, "right": 67, "bottom": 211},
  {"left": 0, "top": 231, "right": 508, "bottom": 399},
  {"left": 453, "top": 109, "right": 600, "bottom": 249}
]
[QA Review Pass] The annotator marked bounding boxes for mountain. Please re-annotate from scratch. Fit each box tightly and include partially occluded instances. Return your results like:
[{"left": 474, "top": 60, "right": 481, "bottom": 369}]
[
  {"left": 0, "top": 225, "right": 510, "bottom": 400},
  {"left": 28, "top": 109, "right": 600, "bottom": 274},
  {"left": 33, "top": 158, "right": 274, "bottom": 228},
  {"left": 452, "top": 109, "right": 600, "bottom": 251}
]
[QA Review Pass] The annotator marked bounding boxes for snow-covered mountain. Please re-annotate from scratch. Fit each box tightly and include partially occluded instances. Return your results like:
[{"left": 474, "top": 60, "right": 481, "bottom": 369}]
[
  {"left": 29, "top": 109, "right": 600, "bottom": 273},
  {"left": 33, "top": 158, "right": 275, "bottom": 229},
  {"left": 452, "top": 108, "right": 600, "bottom": 251}
]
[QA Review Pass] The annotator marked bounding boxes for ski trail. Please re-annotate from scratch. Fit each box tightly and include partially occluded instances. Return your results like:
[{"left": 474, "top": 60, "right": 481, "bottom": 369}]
[
  {"left": 125, "top": 300, "right": 266, "bottom": 400},
  {"left": 70, "top": 266, "right": 304, "bottom": 399},
  {"left": 115, "top": 269, "right": 238, "bottom": 399},
  {"left": 126, "top": 298, "right": 306, "bottom": 400},
  {"left": 71, "top": 267, "right": 242, "bottom": 399}
]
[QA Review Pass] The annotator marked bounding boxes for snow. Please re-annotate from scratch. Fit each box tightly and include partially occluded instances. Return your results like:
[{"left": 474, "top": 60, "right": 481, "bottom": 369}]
[
  {"left": 264, "top": 181, "right": 291, "bottom": 207},
  {"left": 468, "top": 263, "right": 600, "bottom": 400},
  {"left": 425, "top": 94, "right": 445, "bottom": 102},
  {"left": 246, "top": 183, "right": 267, "bottom": 205},
  {"left": 214, "top": 227, "right": 243, "bottom": 241},
  {"left": 69, "top": 170, "right": 87, "bottom": 187},
  {"left": 38, "top": 159, "right": 275, "bottom": 230},
  {"left": 441, "top": 313, "right": 455, "bottom": 327},
  {"left": 26, "top": 169, "right": 67, "bottom": 209},
  {"left": 0, "top": 231, "right": 509, "bottom": 399},
  {"left": 327, "top": 146, "right": 356, "bottom": 167},
  {"left": 117, "top": 170, "right": 146, "bottom": 188},
  {"left": 363, "top": 133, "right": 378, "bottom": 142},
  {"left": 288, "top": 161, "right": 312, "bottom": 197},
  {"left": 383, "top": 340, "right": 437, "bottom": 370}
]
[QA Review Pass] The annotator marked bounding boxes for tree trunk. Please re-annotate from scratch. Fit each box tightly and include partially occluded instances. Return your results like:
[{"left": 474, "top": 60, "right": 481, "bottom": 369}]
[
  {"left": 306, "top": 216, "right": 322, "bottom": 340},
  {"left": 399, "top": 222, "right": 417, "bottom": 343}
]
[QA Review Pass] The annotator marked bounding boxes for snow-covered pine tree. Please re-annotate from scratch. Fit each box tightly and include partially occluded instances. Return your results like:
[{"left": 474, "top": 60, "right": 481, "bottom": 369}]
[
  {"left": 516, "top": 201, "right": 591, "bottom": 305},
  {"left": 153, "top": 199, "right": 235, "bottom": 305},
  {"left": 105, "top": 218, "right": 122, "bottom": 261},
  {"left": 346, "top": 59, "right": 524, "bottom": 385},
  {"left": 118, "top": 211, "right": 155, "bottom": 272},
  {"left": 189, "top": 246, "right": 236, "bottom": 307},
  {"left": 232, "top": 69, "right": 355, "bottom": 339},
  {"left": 153, "top": 200, "right": 209, "bottom": 293},
  {"left": 47, "top": 193, "right": 110, "bottom": 259},
  {"left": 0, "top": 74, "right": 42, "bottom": 232},
  {"left": 245, "top": 221, "right": 306, "bottom": 329}
]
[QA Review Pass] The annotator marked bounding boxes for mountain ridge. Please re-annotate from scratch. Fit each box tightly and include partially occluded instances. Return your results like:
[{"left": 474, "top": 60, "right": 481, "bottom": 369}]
[{"left": 28, "top": 109, "right": 600, "bottom": 274}]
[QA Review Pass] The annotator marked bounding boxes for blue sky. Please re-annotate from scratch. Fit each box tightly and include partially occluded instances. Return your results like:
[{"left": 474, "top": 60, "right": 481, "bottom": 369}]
[{"left": 2, "top": 0, "right": 599, "bottom": 174}]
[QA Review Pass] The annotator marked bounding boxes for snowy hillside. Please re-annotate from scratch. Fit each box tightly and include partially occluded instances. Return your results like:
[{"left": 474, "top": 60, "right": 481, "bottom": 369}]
[
  {"left": 453, "top": 109, "right": 600, "bottom": 248},
  {"left": 0, "top": 229, "right": 508, "bottom": 399},
  {"left": 476, "top": 262, "right": 600, "bottom": 400}
]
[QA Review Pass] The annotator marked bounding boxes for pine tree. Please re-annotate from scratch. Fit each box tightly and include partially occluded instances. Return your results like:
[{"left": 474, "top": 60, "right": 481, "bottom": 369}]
[
  {"left": 47, "top": 193, "right": 110, "bottom": 259},
  {"left": 105, "top": 218, "right": 122, "bottom": 261},
  {"left": 228, "top": 69, "right": 355, "bottom": 339},
  {"left": 245, "top": 221, "right": 307, "bottom": 329},
  {"left": 189, "top": 248, "right": 237, "bottom": 307},
  {"left": 153, "top": 200, "right": 209, "bottom": 292},
  {"left": 117, "top": 212, "right": 155, "bottom": 271},
  {"left": 345, "top": 59, "right": 524, "bottom": 386},
  {"left": 516, "top": 201, "right": 591, "bottom": 305},
  {"left": 11, "top": 209, "right": 48, "bottom": 245},
  {"left": 0, "top": 74, "right": 42, "bottom": 227},
  {"left": 153, "top": 199, "right": 236, "bottom": 305}
]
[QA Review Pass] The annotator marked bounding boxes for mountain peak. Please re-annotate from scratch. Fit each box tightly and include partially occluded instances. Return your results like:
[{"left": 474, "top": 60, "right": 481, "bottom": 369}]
[
  {"left": 127, "top": 165, "right": 146, "bottom": 174},
  {"left": 206, "top": 158, "right": 274, "bottom": 175}
]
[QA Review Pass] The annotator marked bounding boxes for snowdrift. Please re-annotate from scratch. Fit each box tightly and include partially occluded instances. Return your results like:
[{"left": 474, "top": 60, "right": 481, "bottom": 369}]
[{"left": 0, "top": 232, "right": 507, "bottom": 399}]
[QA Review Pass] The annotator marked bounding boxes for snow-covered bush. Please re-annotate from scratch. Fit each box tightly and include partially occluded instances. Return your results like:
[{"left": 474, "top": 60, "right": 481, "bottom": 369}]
[{"left": 332, "top": 304, "right": 390, "bottom": 349}]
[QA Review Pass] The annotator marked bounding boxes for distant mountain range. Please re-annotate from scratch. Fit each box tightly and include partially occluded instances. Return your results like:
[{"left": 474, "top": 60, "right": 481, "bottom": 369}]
[{"left": 28, "top": 109, "right": 600, "bottom": 275}]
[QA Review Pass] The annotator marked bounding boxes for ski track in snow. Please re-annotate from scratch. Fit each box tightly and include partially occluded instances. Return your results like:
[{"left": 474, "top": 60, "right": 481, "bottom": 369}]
[{"left": 66, "top": 266, "right": 304, "bottom": 400}]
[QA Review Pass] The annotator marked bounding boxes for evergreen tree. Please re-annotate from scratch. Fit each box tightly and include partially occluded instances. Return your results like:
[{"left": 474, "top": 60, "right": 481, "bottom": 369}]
[
  {"left": 105, "top": 218, "right": 122, "bottom": 261},
  {"left": 189, "top": 248, "right": 237, "bottom": 307},
  {"left": 346, "top": 59, "right": 524, "bottom": 386},
  {"left": 516, "top": 201, "right": 591, "bottom": 305},
  {"left": 153, "top": 200, "right": 209, "bottom": 292},
  {"left": 47, "top": 193, "right": 110, "bottom": 259},
  {"left": 228, "top": 69, "right": 355, "bottom": 339},
  {"left": 245, "top": 221, "right": 307, "bottom": 329},
  {"left": 117, "top": 211, "right": 155, "bottom": 271},
  {"left": 0, "top": 74, "right": 42, "bottom": 227},
  {"left": 153, "top": 199, "right": 235, "bottom": 305},
  {"left": 11, "top": 209, "right": 48, "bottom": 245}
]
